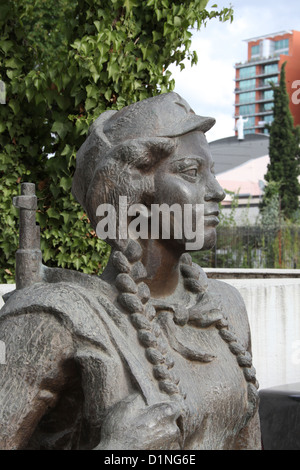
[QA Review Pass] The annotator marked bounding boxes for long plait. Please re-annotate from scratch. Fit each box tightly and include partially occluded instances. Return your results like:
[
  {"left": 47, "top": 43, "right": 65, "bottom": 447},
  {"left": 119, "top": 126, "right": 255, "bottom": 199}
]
[
  {"left": 113, "top": 243, "right": 259, "bottom": 420},
  {"left": 112, "top": 239, "right": 182, "bottom": 398},
  {"left": 216, "top": 318, "right": 259, "bottom": 421},
  {"left": 179, "top": 253, "right": 259, "bottom": 422}
]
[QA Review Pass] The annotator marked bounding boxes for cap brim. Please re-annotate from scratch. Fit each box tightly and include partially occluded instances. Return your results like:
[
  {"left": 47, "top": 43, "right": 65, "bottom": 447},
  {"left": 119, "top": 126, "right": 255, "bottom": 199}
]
[{"left": 158, "top": 115, "right": 216, "bottom": 137}]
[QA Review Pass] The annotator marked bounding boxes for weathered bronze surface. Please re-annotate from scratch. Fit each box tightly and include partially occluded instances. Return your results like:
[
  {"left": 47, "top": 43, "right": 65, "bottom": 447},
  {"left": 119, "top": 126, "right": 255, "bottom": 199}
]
[{"left": 0, "top": 93, "right": 261, "bottom": 450}]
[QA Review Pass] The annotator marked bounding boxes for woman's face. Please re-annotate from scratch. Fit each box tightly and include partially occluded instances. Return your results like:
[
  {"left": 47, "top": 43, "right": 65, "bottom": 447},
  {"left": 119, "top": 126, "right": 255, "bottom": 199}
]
[{"left": 153, "top": 131, "right": 225, "bottom": 251}]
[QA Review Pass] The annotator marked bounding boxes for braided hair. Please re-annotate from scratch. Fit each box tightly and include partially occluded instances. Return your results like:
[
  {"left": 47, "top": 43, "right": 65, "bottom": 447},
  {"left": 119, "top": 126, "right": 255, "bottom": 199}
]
[
  {"left": 111, "top": 239, "right": 259, "bottom": 423},
  {"left": 111, "top": 239, "right": 182, "bottom": 398}
]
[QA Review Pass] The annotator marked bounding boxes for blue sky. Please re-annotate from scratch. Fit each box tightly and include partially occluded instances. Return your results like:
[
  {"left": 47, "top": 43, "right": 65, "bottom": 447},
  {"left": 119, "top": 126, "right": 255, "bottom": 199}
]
[{"left": 170, "top": 0, "right": 300, "bottom": 142}]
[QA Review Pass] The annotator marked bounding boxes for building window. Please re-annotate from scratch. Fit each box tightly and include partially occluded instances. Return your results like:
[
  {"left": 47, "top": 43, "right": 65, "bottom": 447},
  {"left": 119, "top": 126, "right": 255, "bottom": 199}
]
[
  {"left": 263, "top": 89, "right": 274, "bottom": 101},
  {"left": 239, "top": 104, "right": 256, "bottom": 115},
  {"left": 264, "top": 63, "right": 278, "bottom": 75},
  {"left": 244, "top": 117, "right": 256, "bottom": 129},
  {"left": 251, "top": 45, "right": 260, "bottom": 57},
  {"left": 274, "top": 38, "right": 289, "bottom": 54},
  {"left": 260, "top": 103, "right": 273, "bottom": 112},
  {"left": 239, "top": 91, "right": 256, "bottom": 104},
  {"left": 239, "top": 65, "right": 256, "bottom": 79},
  {"left": 239, "top": 79, "right": 256, "bottom": 91},
  {"left": 264, "top": 114, "right": 274, "bottom": 123},
  {"left": 263, "top": 76, "right": 278, "bottom": 86}
]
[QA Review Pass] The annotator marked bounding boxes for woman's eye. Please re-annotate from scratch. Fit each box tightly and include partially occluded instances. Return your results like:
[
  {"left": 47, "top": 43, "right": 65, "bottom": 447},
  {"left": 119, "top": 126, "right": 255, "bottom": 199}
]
[{"left": 182, "top": 168, "right": 197, "bottom": 177}]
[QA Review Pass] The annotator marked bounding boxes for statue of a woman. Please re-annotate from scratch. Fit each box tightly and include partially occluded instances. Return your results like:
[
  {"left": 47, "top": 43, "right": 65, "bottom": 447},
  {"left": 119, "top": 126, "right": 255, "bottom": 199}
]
[{"left": 0, "top": 93, "right": 261, "bottom": 450}]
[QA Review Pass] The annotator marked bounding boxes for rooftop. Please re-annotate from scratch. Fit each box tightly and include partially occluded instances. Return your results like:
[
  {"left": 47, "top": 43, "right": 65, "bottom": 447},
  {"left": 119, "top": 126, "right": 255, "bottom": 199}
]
[
  {"left": 216, "top": 154, "right": 269, "bottom": 198},
  {"left": 209, "top": 134, "right": 270, "bottom": 175},
  {"left": 243, "top": 31, "right": 293, "bottom": 43},
  {"left": 235, "top": 56, "right": 280, "bottom": 69}
]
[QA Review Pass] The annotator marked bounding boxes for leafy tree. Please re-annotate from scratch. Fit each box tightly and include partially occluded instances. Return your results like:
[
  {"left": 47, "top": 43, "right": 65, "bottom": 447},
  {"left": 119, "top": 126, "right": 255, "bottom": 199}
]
[
  {"left": 0, "top": 0, "right": 233, "bottom": 282},
  {"left": 262, "top": 62, "right": 300, "bottom": 220}
]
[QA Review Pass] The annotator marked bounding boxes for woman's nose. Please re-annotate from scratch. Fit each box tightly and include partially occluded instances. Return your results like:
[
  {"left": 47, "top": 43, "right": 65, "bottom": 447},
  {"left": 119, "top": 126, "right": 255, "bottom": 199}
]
[{"left": 204, "top": 176, "right": 225, "bottom": 203}]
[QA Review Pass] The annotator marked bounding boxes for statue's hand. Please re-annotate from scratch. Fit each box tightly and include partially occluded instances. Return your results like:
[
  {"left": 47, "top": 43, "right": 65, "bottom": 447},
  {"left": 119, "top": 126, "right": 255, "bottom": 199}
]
[{"left": 94, "top": 394, "right": 183, "bottom": 450}]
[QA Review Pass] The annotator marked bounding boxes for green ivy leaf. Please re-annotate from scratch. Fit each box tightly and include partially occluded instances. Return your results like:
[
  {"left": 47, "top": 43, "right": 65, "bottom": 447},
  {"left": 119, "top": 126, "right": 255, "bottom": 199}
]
[
  {"left": 59, "top": 176, "right": 72, "bottom": 192},
  {"left": 51, "top": 120, "right": 71, "bottom": 139},
  {"left": 47, "top": 208, "right": 61, "bottom": 219},
  {"left": 0, "top": 0, "right": 235, "bottom": 282}
]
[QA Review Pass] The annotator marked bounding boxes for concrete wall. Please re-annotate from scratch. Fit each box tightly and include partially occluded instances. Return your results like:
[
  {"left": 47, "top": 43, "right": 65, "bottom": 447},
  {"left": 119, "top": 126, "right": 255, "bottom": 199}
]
[
  {"left": 205, "top": 269, "right": 300, "bottom": 390},
  {"left": 1, "top": 272, "right": 300, "bottom": 391},
  {"left": 220, "top": 205, "right": 260, "bottom": 225},
  {"left": 226, "top": 277, "right": 300, "bottom": 390}
]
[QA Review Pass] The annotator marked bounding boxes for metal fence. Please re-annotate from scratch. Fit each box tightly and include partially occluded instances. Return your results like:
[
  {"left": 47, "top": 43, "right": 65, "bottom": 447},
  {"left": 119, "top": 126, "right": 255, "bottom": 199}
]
[{"left": 192, "top": 225, "right": 300, "bottom": 269}]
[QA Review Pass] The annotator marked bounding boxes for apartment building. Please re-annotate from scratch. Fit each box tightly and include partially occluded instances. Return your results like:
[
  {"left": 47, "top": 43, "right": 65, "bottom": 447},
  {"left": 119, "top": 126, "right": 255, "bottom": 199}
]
[{"left": 234, "top": 30, "right": 300, "bottom": 136}]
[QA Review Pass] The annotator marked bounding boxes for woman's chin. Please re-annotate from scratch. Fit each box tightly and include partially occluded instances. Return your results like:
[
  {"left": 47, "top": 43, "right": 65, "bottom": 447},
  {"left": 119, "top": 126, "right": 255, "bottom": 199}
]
[
  {"left": 175, "top": 227, "right": 217, "bottom": 253},
  {"left": 190, "top": 227, "right": 216, "bottom": 252},
  {"left": 202, "top": 228, "right": 217, "bottom": 250}
]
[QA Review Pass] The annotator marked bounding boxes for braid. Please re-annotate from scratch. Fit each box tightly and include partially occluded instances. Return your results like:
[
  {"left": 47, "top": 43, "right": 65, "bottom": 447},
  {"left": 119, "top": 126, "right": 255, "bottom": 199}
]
[
  {"left": 113, "top": 244, "right": 259, "bottom": 418},
  {"left": 112, "top": 239, "right": 182, "bottom": 398},
  {"left": 180, "top": 253, "right": 259, "bottom": 421},
  {"left": 216, "top": 318, "right": 259, "bottom": 421}
]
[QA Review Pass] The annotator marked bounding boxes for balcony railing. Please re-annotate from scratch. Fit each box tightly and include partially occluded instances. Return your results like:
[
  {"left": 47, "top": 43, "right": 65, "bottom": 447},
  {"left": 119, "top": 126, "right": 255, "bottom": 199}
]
[
  {"left": 235, "top": 80, "right": 276, "bottom": 93},
  {"left": 235, "top": 86, "right": 257, "bottom": 93},
  {"left": 255, "top": 97, "right": 274, "bottom": 103},
  {"left": 235, "top": 55, "right": 280, "bottom": 69},
  {"left": 235, "top": 72, "right": 279, "bottom": 83},
  {"left": 234, "top": 110, "right": 273, "bottom": 119}
]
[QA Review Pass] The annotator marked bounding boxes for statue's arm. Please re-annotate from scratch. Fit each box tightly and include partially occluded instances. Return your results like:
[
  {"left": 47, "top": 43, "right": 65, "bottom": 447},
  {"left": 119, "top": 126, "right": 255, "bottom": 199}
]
[{"left": 0, "top": 312, "right": 75, "bottom": 450}]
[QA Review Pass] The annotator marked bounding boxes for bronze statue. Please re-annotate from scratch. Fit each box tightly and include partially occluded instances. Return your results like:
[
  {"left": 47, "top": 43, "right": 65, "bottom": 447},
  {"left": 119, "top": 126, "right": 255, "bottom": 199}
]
[{"left": 0, "top": 93, "right": 261, "bottom": 450}]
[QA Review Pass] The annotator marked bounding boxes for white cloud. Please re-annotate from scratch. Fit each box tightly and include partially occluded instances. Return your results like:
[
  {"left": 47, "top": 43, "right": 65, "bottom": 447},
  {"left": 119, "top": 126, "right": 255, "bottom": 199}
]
[{"left": 169, "top": 33, "right": 236, "bottom": 141}]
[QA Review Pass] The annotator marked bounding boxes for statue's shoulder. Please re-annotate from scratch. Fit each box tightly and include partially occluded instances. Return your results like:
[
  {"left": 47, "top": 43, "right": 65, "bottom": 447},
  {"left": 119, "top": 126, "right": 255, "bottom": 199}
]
[
  {"left": 189, "top": 263, "right": 247, "bottom": 313},
  {"left": 207, "top": 277, "right": 247, "bottom": 312},
  {"left": 206, "top": 275, "right": 251, "bottom": 350},
  {"left": 0, "top": 268, "right": 116, "bottom": 349}
]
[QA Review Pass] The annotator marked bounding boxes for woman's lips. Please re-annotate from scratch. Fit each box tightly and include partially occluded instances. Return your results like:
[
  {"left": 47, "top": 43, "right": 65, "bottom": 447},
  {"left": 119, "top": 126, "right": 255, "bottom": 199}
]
[{"left": 204, "top": 211, "right": 220, "bottom": 226}]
